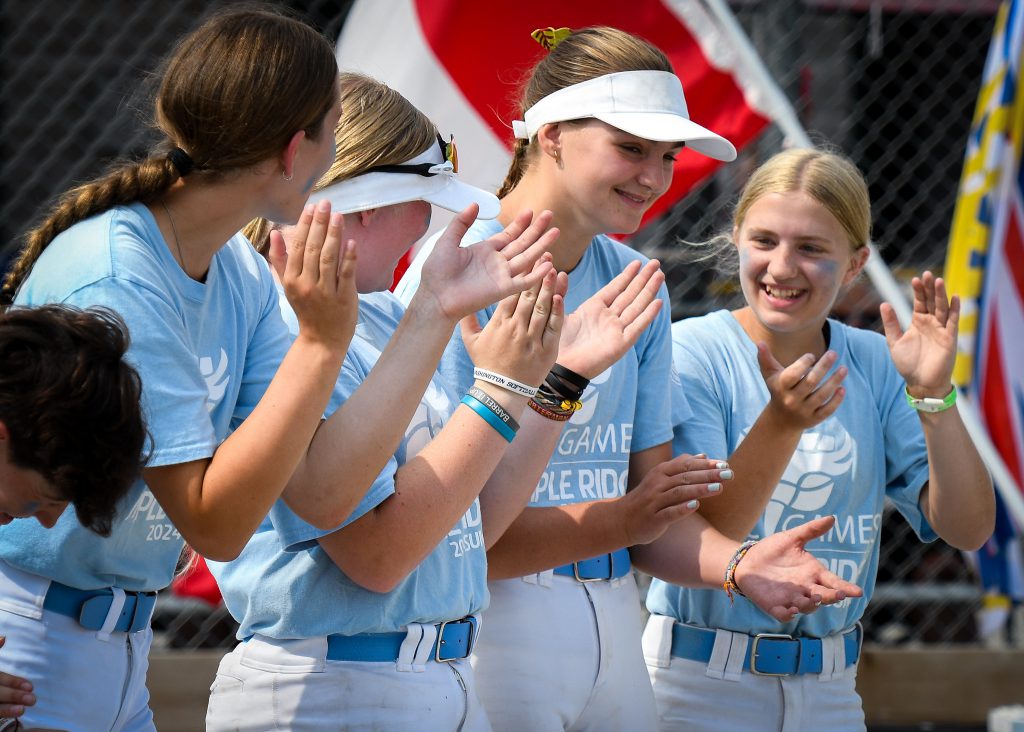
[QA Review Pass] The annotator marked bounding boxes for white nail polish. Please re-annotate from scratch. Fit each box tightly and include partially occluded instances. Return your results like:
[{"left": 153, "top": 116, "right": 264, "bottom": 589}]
[
  {"left": 720, "top": 469, "right": 734, "bottom": 480},
  {"left": 715, "top": 462, "right": 728, "bottom": 469},
  {"left": 686, "top": 500, "right": 699, "bottom": 509},
  {"left": 708, "top": 483, "right": 722, "bottom": 492}
]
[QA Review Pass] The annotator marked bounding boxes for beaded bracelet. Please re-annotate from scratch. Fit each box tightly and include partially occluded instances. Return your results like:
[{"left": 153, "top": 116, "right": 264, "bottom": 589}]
[
  {"left": 723, "top": 539, "right": 758, "bottom": 603},
  {"left": 473, "top": 367, "right": 538, "bottom": 398}
]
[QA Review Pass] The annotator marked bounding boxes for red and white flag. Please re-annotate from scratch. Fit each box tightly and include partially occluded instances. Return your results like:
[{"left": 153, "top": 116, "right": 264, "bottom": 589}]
[{"left": 336, "top": 0, "right": 777, "bottom": 282}]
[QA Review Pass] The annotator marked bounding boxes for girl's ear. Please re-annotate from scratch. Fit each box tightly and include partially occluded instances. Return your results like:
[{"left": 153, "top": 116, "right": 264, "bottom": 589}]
[
  {"left": 535, "top": 122, "right": 563, "bottom": 162},
  {"left": 280, "top": 130, "right": 306, "bottom": 181},
  {"left": 357, "top": 209, "right": 377, "bottom": 228},
  {"left": 843, "top": 245, "right": 870, "bottom": 285}
]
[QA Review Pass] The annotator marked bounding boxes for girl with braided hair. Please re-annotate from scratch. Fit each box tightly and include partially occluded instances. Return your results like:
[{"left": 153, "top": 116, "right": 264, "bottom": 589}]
[{"left": 0, "top": 7, "right": 540, "bottom": 729}]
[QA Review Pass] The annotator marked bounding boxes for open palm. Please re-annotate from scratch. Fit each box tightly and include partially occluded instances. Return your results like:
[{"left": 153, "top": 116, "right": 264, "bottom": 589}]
[
  {"left": 418, "top": 206, "right": 558, "bottom": 321},
  {"left": 557, "top": 260, "right": 665, "bottom": 379},
  {"left": 880, "top": 271, "right": 958, "bottom": 394}
]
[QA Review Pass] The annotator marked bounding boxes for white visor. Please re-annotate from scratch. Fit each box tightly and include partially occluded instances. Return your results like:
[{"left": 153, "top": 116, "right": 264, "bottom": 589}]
[
  {"left": 308, "top": 139, "right": 500, "bottom": 219},
  {"left": 512, "top": 70, "right": 736, "bottom": 163}
]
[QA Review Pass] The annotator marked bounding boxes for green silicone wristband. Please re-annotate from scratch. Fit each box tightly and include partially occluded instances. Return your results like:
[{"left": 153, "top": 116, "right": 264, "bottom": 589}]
[{"left": 904, "top": 385, "right": 957, "bottom": 413}]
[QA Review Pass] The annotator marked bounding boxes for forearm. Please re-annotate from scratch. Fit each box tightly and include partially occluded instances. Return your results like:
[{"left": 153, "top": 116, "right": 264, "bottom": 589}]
[
  {"left": 630, "top": 512, "right": 733, "bottom": 590},
  {"left": 285, "top": 296, "right": 458, "bottom": 526},
  {"left": 919, "top": 407, "right": 995, "bottom": 550},
  {"left": 150, "top": 335, "right": 344, "bottom": 560},
  {"left": 319, "top": 393, "right": 527, "bottom": 592},
  {"left": 480, "top": 409, "right": 566, "bottom": 548},
  {"left": 697, "top": 409, "right": 802, "bottom": 540},
  {"left": 486, "top": 501, "right": 632, "bottom": 579}
]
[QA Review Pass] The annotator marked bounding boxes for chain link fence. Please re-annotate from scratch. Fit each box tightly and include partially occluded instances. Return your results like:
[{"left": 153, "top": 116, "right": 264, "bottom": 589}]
[{"left": 1, "top": 0, "right": 1016, "bottom": 651}]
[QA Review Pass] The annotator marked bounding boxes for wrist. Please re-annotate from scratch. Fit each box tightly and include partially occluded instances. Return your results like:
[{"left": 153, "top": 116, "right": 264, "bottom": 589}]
[
  {"left": 473, "top": 380, "right": 528, "bottom": 416},
  {"left": 407, "top": 287, "right": 460, "bottom": 327},
  {"left": 905, "top": 384, "right": 956, "bottom": 413}
]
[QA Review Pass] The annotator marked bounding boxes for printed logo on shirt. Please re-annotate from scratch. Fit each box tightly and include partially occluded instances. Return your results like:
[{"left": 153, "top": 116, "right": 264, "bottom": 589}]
[
  {"left": 447, "top": 500, "right": 483, "bottom": 558},
  {"left": 756, "top": 427, "right": 878, "bottom": 608},
  {"left": 200, "top": 348, "right": 230, "bottom": 412},
  {"left": 763, "top": 430, "right": 856, "bottom": 536},
  {"left": 125, "top": 489, "right": 182, "bottom": 542}
]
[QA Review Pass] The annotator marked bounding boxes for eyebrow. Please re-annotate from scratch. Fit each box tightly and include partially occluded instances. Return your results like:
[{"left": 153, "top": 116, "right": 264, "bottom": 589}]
[{"left": 745, "top": 227, "right": 832, "bottom": 244}]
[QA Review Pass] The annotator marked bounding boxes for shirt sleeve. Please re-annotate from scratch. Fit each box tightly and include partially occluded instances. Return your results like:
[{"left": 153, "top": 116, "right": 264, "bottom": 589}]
[{"left": 63, "top": 277, "right": 217, "bottom": 466}]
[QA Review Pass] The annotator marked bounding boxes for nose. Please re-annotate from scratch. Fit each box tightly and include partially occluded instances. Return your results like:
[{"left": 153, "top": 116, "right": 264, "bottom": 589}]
[
  {"left": 34, "top": 503, "right": 68, "bottom": 529},
  {"left": 636, "top": 155, "right": 672, "bottom": 196},
  {"left": 767, "top": 244, "right": 800, "bottom": 280}
]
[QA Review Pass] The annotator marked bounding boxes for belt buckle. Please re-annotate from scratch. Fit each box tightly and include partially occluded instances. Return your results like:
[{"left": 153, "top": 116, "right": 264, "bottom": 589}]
[
  {"left": 750, "top": 633, "right": 796, "bottom": 676},
  {"left": 572, "top": 554, "right": 614, "bottom": 583},
  {"left": 434, "top": 618, "right": 476, "bottom": 663}
]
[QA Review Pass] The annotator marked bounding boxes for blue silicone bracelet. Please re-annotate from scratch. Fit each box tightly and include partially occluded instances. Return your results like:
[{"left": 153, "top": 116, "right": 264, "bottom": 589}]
[{"left": 461, "top": 394, "right": 516, "bottom": 443}]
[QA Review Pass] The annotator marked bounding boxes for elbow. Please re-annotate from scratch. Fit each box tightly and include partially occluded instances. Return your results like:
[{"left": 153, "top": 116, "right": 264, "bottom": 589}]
[
  {"left": 345, "top": 562, "right": 410, "bottom": 594},
  {"left": 192, "top": 536, "right": 246, "bottom": 563}
]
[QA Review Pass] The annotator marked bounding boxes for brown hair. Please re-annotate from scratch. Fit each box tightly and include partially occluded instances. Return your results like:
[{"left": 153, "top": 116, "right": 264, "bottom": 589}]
[
  {"left": 244, "top": 71, "right": 437, "bottom": 253},
  {"left": 735, "top": 148, "right": 871, "bottom": 251},
  {"left": 2, "top": 6, "right": 338, "bottom": 305},
  {"left": 0, "top": 305, "right": 148, "bottom": 536},
  {"left": 497, "top": 26, "right": 673, "bottom": 198}
]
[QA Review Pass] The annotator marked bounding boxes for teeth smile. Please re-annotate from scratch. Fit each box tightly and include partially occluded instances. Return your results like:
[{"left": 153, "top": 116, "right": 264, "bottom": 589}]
[
  {"left": 618, "top": 190, "right": 646, "bottom": 203},
  {"left": 764, "top": 284, "right": 802, "bottom": 299}
]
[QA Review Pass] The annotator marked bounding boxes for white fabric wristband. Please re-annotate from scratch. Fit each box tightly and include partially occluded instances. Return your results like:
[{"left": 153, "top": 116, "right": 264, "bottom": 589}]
[{"left": 473, "top": 368, "right": 538, "bottom": 398}]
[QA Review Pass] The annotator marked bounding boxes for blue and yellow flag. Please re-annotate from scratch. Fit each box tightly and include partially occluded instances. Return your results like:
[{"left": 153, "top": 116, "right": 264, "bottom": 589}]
[
  {"left": 946, "top": 0, "right": 1024, "bottom": 607},
  {"left": 946, "top": 0, "right": 1024, "bottom": 489}
]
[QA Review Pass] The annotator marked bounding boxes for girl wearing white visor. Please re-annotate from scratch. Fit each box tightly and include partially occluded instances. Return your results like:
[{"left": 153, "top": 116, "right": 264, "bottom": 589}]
[
  {"left": 396, "top": 27, "right": 860, "bottom": 732},
  {"left": 206, "top": 72, "right": 669, "bottom": 731}
]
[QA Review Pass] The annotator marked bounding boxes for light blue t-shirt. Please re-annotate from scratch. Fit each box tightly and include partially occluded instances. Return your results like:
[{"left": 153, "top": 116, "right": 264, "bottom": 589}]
[
  {"left": 646, "top": 310, "right": 936, "bottom": 637},
  {"left": 3, "top": 203, "right": 289, "bottom": 591},
  {"left": 209, "top": 290, "right": 488, "bottom": 639},
  {"left": 395, "top": 219, "right": 679, "bottom": 512}
]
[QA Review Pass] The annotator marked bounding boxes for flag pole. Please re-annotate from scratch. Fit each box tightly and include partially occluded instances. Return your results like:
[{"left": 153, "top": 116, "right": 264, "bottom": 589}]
[
  {"left": 700, "top": 0, "right": 1024, "bottom": 524},
  {"left": 699, "top": 0, "right": 912, "bottom": 327}
]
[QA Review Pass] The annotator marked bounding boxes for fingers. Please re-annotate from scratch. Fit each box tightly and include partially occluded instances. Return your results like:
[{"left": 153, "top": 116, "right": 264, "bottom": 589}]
[
  {"left": 459, "top": 312, "right": 485, "bottom": 344},
  {"left": 284, "top": 204, "right": 314, "bottom": 280},
  {"left": 437, "top": 204, "right": 481, "bottom": 252},
  {"left": 609, "top": 260, "right": 662, "bottom": 318},
  {"left": 948, "top": 294, "right": 961, "bottom": 335},
  {"left": 756, "top": 342, "right": 784, "bottom": 381},
  {"left": 785, "top": 515, "right": 837, "bottom": 545},
  {"left": 879, "top": 302, "right": 903, "bottom": 348},
  {"left": 933, "top": 273, "right": 949, "bottom": 325},
  {"left": 301, "top": 200, "right": 332, "bottom": 279},
  {"left": 336, "top": 239, "right": 357, "bottom": 285},
  {"left": 526, "top": 270, "right": 562, "bottom": 339},
  {"left": 595, "top": 260, "right": 643, "bottom": 308},
  {"left": 506, "top": 219, "right": 559, "bottom": 287},
  {"left": 487, "top": 209, "right": 534, "bottom": 253},
  {"left": 268, "top": 229, "right": 288, "bottom": 279},
  {"left": 621, "top": 299, "right": 663, "bottom": 344}
]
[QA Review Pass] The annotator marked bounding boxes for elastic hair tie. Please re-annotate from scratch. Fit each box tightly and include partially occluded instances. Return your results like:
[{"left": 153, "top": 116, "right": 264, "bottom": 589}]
[
  {"left": 167, "top": 147, "right": 194, "bottom": 177},
  {"left": 530, "top": 27, "right": 572, "bottom": 51}
]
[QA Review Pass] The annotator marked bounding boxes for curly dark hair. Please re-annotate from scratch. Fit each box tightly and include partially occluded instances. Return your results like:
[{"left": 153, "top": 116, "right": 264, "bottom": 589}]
[{"left": 0, "top": 305, "right": 148, "bottom": 535}]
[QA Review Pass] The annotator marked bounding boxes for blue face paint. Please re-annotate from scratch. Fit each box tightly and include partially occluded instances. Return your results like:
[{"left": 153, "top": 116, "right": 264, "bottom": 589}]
[{"left": 301, "top": 173, "right": 320, "bottom": 195}]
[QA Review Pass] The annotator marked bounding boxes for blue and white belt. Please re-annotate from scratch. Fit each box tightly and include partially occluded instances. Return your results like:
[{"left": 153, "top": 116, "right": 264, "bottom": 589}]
[
  {"left": 43, "top": 580, "right": 157, "bottom": 634},
  {"left": 671, "top": 623, "right": 862, "bottom": 676},
  {"left": 553, "top": 548, "right": 631, "bottom": 582},
  {"left": 322, "top": 616, "right": 478, "bottom": 663}
]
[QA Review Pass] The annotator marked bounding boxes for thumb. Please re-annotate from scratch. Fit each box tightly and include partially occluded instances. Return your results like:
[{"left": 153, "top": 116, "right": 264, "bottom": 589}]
[
  {"left": 268, "top": 229, "right": 288, "bottom": 279},
  {"left": 436, "top": 204, "right": 479, "bottom": 254},
  {"left": 756, "top": 341, "right": 784, "bottom": 381},
  {"left": 879, "top": 302, "right": 903, "bottom": 349},
  {"left": 785, "top": 515, "right": 836, "bottom": 546},
  {"left": 459, "top": 312, "right": 483, "bottom": 344}
]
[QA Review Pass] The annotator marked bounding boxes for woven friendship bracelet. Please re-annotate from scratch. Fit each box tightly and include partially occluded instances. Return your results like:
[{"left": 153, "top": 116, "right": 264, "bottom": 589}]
[
  {"left": 461, "top": 394, "right": 517, "bottom": 442},
  {"left": 467, "top": 386, "right": 520, "bottom": 433},
  {"left": 724, "top": 539, "right": 758, "bottom": 603},
  {"left": 473, "top": 367, "right": 538, "bottom": 398}
]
